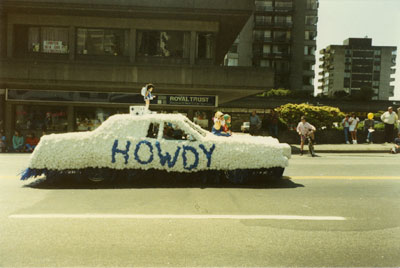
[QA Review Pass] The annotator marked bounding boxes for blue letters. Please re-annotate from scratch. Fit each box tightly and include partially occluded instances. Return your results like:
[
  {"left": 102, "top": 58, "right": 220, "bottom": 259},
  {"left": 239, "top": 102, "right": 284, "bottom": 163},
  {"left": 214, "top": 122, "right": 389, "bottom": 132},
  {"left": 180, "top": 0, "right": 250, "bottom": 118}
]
[
  {"left": 112, "top": 139, "right": 215, "bottom": 170},
  {"left": 111, "top": 140, "right": 131, "bottom": 164},
  {"left": 134, "top": 140, "right": 154, "bottom": 165},
  {"left": 182, "top": 145, "right": 199, "bottom": 171},
  {"left": 199, "top": 144, "right": 216, "bottom": 168},
  {"left": 155, "top": 141, "right": 181, "bottom": 168}
]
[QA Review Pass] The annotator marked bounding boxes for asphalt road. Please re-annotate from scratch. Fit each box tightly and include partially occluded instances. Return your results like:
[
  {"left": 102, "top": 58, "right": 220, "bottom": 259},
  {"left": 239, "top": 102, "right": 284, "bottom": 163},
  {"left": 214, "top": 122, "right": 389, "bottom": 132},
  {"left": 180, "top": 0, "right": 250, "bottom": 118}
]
[{"left": 0, "top": 153, "right": 399, "bottom": 267}]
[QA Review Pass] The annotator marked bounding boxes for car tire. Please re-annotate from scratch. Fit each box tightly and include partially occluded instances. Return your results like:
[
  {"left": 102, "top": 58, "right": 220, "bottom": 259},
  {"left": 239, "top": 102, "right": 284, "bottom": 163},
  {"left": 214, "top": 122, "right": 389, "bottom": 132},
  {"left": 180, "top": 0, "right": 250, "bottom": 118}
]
[
  {"left": 225, "top": 169, "right": 249, "bottom": 184},
  {"left": 269, "top": 167, "right": 284, "bottom": 180}
]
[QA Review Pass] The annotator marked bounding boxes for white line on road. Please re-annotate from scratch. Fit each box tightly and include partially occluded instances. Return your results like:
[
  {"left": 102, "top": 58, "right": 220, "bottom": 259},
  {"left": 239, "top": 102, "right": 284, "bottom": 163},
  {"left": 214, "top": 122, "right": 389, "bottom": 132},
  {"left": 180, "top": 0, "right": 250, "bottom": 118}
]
[{"left": 8, "top": 214, "right": 346, "bottom": 221}]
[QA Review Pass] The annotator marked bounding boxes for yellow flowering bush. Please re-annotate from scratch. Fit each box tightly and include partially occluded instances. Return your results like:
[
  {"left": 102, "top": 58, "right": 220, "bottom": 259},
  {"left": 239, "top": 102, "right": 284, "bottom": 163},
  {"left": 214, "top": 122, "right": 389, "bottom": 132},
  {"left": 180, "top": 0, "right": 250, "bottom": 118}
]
[{"left": 276, "top": 103, "right": 345, "bottom": 130}]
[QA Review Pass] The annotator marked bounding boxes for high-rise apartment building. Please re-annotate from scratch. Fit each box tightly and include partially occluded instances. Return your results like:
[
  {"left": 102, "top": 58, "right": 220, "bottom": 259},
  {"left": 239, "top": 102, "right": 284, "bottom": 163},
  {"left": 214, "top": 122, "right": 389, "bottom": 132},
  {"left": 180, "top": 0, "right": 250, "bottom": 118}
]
[
  {"left": 319, "top": 38, "right": 397, "bottom": 100},
  {"left": 225, "top": 0, "right": 319, "bottom": 92}
]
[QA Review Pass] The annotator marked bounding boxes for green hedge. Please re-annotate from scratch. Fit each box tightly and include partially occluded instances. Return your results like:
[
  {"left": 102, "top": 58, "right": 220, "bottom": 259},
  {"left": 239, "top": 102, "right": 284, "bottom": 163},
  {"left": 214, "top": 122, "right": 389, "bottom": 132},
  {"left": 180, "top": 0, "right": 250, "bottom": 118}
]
[{"left": 276, "top": 103, "right": 344, "bottom": 130}]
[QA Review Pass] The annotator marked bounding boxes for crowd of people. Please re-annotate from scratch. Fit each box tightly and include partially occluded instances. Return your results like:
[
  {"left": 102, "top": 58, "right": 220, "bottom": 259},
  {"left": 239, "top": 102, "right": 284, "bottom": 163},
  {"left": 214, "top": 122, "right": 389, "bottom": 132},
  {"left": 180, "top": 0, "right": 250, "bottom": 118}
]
[
  {"left": 0, "top": 130, "right": 41, "bottom": 153},
  {"left": 340, "top": 106, "right": 399, "bottom": 147},
  {"left": 1, "top": 100, "right": 400, "bottom": 154}
]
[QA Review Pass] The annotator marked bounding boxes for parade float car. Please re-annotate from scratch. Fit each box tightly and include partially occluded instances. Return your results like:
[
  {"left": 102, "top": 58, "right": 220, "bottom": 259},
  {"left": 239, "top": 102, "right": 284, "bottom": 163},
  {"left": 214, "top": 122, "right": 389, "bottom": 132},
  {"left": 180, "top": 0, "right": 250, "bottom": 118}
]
[{"left": 21, "top": 108, "right": 291, "bottom": 184}]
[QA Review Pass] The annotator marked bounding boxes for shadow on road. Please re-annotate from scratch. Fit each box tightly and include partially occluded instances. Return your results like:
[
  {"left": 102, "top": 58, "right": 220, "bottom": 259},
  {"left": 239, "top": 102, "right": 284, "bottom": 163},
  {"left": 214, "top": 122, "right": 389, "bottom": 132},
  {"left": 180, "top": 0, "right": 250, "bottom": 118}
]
[{"left": 23, "top": 176, "right": 304, "bottom": 190}]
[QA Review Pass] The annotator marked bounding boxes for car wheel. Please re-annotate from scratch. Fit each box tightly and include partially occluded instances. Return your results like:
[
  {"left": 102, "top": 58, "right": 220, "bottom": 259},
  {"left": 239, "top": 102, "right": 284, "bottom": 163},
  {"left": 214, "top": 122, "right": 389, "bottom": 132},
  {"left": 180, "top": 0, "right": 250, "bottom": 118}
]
[
  {"left": 225, "top": 169, "right": 249, "bottom": 184},
  {"left": 87, "top": 168, "right": 107, "bottom": 183},
  {"left": 269, "top": 167, "right": 284, "bottom": 180}
]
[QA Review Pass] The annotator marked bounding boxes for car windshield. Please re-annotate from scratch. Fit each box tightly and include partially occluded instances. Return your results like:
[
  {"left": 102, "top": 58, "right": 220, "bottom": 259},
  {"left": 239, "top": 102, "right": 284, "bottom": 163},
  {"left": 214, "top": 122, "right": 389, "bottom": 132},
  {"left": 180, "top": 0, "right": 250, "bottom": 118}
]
[{"left": 184, "top": 119, "right": 208, "bottom": 137}]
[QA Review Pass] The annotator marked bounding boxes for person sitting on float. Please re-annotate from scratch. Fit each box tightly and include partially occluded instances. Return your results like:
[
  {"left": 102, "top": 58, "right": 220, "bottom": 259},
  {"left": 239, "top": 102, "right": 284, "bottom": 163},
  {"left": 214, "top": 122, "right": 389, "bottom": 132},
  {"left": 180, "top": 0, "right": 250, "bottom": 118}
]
[
  {"left": 212, "top": 111, "right": 231, "bottom": 137},
  {"left": 222, "top": 114, "right": 232, "bottom": 134}
]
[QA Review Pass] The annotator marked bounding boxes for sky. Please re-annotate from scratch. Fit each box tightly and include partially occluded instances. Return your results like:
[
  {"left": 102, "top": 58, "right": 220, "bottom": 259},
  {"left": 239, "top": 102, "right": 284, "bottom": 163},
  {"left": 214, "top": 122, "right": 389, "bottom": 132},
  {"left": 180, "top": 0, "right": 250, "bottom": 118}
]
[{"left": 315, "top": 0, "right": 400, "bottom": 100}]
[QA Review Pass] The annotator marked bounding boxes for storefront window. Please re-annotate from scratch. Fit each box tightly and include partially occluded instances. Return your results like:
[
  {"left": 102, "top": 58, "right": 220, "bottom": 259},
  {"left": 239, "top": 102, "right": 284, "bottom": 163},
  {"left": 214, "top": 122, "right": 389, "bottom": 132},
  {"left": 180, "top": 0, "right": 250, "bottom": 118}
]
[
  {"left": 137, "top": 30, "right": 190, "bottom": 58},
  {"left": 75, "top": 107, "right": 124, "bottom": 131},
  {"left": 27, "top": 26, "right": 69, "bottom": 54},
  {"left": 15, "top": 105, "right": 68, "bottom": 132},
  {"left": 76, "top": 28, "right": 129, "bottom": 56}
]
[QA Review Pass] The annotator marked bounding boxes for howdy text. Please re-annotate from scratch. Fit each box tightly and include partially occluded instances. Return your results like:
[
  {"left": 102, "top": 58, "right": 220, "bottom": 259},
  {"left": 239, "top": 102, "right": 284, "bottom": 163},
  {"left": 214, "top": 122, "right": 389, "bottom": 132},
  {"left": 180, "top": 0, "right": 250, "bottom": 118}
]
[{"left": 111, "top": 140, "right": 216, "bottom": 171}]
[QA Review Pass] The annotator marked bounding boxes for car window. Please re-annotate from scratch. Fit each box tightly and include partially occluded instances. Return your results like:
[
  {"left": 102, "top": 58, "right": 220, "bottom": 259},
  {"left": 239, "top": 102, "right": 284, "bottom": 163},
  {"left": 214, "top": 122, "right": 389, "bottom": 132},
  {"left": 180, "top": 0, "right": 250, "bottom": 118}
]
[
  {"left": 147, "top": 122, "right": 160, "bottom": 139},
  {"left": 184, "top": 119, "right": 207, "bottom": 137},
  {"left": 163, "top": 122, "right": 195, "bottom": 141}
]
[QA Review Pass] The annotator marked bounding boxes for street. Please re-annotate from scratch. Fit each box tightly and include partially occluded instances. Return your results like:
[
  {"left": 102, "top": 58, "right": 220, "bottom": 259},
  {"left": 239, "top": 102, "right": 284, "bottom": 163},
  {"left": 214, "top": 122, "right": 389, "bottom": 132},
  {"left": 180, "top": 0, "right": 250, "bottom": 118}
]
[{"left": 0, "top": 153, "right": 399, "bottom": 267}]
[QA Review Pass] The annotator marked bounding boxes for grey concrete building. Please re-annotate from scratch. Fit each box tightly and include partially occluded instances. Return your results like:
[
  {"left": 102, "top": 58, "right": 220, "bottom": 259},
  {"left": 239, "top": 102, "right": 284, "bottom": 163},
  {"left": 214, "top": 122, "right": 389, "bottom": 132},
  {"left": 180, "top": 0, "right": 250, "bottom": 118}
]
[
  {"left": 319, "top": 38, "right": 397, "bottom": 100},
  {"left": 0, "top": 0, "right": 275, "bottom": 138},
  {"left": 224, "top": 0, "right": 318, "bottom": 92}
]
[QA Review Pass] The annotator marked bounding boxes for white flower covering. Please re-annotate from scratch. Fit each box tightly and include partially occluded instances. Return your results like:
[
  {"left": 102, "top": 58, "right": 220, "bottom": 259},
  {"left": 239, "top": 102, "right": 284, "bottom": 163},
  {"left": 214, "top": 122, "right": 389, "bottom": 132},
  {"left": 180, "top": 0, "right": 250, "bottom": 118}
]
[{"left": 28, "top": 113, "right": 291, "bottom": 172}]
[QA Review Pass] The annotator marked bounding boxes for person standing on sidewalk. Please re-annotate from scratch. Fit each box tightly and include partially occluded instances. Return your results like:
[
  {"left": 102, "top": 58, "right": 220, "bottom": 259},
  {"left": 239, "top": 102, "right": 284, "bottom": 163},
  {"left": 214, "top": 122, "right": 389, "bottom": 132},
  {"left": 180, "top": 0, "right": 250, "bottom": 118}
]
[
  {"left": 381, "top": 106, "right": 398, "bottom": 143},
  {"left": 249, "top": 110, "right": 261, "bottom": 136},
  {"left": 341, "top": 115, "right": 350, "bottom": 144},
  {"left": 268, "top": 110, "right": 279, "bottom": 138},
  {"left": 349, "top": 113, "right": 359, "bottom": 144},
  {"left": 364, "top": 113, "right": 375, "bottom": 144}
]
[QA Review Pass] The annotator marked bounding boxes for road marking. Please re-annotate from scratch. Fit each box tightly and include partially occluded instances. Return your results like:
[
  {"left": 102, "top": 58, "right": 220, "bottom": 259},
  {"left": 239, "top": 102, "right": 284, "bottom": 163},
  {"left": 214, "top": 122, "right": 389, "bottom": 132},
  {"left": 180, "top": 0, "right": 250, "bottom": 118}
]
[
  {"left": 290, "top": 176, "right": 400, "bottom": 180},
  {"left": 8, "top": 214, "right": 346, "bottom": 221}
]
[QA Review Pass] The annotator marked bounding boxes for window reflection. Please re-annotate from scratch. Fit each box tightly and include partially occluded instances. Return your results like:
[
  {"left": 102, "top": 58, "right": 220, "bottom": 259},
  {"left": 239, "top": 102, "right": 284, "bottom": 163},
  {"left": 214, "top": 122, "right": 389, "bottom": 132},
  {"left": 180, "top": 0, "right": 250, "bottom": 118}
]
[
  {"left": 15, "top": 105, "right": 68, "bottom": 132},
  {"left": 77, "top": 28, "right": 129, "bottom": 56},
  {"left": 197, "top": 33, "right": 215, "bottom": 59},
  {"left": 137, "top": 31, "right": 190, "bottom": 58},
  {"left": 27, "top": 26, "right": 69, "bottom": 54},
  {"left": 75, "top": 107, "right": 124, "bottom": 131}
]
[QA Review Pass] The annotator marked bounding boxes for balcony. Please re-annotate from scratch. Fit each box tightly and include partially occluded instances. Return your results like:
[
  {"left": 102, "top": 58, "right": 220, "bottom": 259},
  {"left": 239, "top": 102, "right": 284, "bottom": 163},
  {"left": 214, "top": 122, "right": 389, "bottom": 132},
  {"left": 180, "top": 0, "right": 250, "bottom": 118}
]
[
  {"left": 272, "top": 37, "right": 291, "bottom": 43},
  {"left": 303, "top": 70, "right": 315, "bottom": 76},
  {"left": 304, "top": 55, "right": 316, "bottom": 61},
  {"left": 262, "top": 52, "right": 291, "bottom": 59},
  {"left": 254, "top": 37, "right": 273, "bottom": 43},
  {"left": 255, "top": 6, "right": 274, "bottom": 12},
  {"left": 390, "top": 68, "right": 396, "bottom": 74},
  {"left": 273, "top": 21, "right": 293, "bottom": 28},
  {"left": 254, "top": 20, "right": 274, "bottom": 27},
  {"left": 274, "top": 7, "right": 293, "bottom": 13},
  {"left": 254, "top": 20, "right": 293, "bottom": 28}
]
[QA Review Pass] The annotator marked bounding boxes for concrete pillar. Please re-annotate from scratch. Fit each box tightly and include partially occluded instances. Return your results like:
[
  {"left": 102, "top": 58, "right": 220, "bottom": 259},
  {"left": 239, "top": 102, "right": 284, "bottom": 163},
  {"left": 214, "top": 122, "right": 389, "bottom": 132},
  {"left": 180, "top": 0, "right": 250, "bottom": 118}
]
[
  {"left": 6, "top": 23, "right": 13, "bottom": 58},
  {"left": 67, "top": 105, "right": 74, "bottom": 132},
  {"left": 187, "top": 109, "right": 194, "bottom": 121},
  {"left": 68, "top": 26, "right": 75, "bottom": 61},
  {"left": 0, "top": 90, "right": 4, "bottom": 130},
  {"left": 0, "top": 8, "right": 7, "bottom": 58},
  {"left": 190, "top": 31, "right": 196, "bottom": 65},
  {"left": 129, "top": 28, "right": 136, "bottom": 63},
  {"left": 4, "top": 102, "right": 13, "bottom": 143}
]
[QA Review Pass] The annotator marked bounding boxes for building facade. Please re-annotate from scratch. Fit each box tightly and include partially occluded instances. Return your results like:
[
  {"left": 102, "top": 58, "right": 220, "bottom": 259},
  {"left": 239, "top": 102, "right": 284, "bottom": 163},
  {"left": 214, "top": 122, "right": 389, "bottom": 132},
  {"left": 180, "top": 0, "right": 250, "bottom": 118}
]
[
  {"left": 224, "top": 0, "right": 318, "bottom": 92},
  {"left": 319, "top": 38, "right": 397, "bottom": 100},
  {"left": 0, "top": 0, "right": 275, "bottom": 138}
]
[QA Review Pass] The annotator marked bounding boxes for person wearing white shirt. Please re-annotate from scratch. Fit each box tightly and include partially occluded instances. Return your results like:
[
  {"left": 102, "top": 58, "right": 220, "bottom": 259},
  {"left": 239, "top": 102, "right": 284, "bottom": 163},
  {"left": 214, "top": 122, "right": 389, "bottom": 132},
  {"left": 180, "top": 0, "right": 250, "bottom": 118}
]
[
  {"left": 381, "top": 106, "right": 399, "bottom": 143},
  {"left": 348, "top": 113, "right": 360, "bottom": 144},
  {"left": 341, "top": 115, "right": 350, "bottom": 144},
  {"left": 296, "top": 116, "right": 316, "bottom": 156}
]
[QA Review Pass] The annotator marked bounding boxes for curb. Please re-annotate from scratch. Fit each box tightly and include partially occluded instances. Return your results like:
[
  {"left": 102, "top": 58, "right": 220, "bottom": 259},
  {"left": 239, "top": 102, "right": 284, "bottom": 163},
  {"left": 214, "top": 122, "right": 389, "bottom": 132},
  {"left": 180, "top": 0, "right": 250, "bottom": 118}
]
[{"left": 290, "top": 145, "right": 393, "bottom": 154}]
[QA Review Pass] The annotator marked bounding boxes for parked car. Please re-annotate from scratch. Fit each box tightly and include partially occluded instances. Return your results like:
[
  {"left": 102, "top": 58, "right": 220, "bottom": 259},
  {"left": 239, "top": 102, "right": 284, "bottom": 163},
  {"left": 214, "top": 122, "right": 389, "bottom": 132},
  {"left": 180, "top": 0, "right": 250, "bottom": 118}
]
[
  {"left": 21, "top": 111, "right": 291, "bottom": 184},
  {"left": 241, "top": 121, "right": 250, "bottom": 133}
]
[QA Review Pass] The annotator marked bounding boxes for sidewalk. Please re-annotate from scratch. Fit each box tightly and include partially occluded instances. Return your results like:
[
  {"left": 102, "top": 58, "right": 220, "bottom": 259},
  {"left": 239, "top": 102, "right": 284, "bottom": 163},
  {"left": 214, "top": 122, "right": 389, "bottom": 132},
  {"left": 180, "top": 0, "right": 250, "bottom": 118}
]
[{"left": 290, "top": 143, "right": 394, "bottom": 154}]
